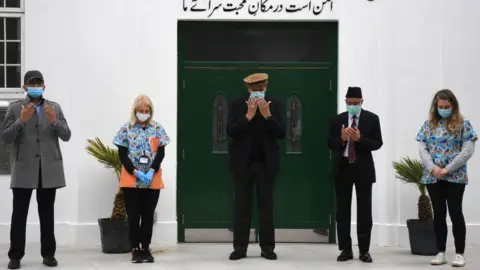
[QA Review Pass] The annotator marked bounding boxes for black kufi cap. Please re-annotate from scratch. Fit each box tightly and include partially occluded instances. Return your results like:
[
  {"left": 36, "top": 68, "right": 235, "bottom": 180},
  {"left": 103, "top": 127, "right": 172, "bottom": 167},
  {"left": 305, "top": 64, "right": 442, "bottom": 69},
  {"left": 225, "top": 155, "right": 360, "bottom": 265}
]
[{"left": 346, "top": 87, "right": 362, "bottom": 98}]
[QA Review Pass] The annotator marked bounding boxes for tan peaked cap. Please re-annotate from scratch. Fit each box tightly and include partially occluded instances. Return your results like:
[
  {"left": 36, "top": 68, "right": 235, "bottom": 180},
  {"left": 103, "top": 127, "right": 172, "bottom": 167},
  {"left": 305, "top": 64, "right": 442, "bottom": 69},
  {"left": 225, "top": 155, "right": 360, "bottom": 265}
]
[{"left": 243, "top": 73, "right": 269, "bottom": 84}]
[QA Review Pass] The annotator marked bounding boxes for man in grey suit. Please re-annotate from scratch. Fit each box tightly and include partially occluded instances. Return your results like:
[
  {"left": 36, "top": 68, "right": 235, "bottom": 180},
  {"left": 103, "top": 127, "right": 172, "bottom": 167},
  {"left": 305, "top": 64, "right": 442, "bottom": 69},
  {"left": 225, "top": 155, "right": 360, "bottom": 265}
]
[{"left": 1, "top": 70, "right": 71, "bottom": 269}]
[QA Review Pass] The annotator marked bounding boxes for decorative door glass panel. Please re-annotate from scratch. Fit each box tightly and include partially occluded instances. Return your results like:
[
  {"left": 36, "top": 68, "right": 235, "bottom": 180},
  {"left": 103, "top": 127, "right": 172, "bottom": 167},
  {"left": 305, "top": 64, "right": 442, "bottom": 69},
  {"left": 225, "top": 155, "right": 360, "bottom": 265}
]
[
  {"left": 286, "top": 94, "right": 302, "bottom": 153},
  {"left": 212, "top": 93, "right": 228, "bottom": 153}
]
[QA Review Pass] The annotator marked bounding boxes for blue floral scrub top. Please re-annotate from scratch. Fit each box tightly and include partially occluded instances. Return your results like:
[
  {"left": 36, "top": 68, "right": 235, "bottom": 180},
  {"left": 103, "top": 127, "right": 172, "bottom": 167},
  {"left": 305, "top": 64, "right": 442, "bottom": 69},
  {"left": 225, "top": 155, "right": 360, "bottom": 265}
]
[
  {"left": 113, "top": 121, "right": 171, "bottom": 188},
  {"left": 416, "top": 119, "right": 478, "bottom": 184}
]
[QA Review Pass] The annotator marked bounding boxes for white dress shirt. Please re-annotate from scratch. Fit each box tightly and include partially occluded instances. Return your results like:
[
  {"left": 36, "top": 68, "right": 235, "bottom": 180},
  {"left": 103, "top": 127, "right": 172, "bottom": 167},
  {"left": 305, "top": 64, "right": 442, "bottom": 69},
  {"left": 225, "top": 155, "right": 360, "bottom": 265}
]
[{"left": 343, "top": 110, "right": 361, "bottom": 157}]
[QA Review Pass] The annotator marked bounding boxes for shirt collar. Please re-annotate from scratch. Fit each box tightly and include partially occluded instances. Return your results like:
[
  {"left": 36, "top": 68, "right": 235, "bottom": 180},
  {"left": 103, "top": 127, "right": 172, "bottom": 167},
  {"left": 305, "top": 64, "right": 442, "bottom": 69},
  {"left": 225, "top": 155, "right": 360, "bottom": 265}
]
[
  {"left": 133, "top": 122, "right": 153, "bottom": 129},
  {"left": 350, "top": 109, "right": 362, "bottom": 119},
  {"left": 25, "top": 96, "right": 45, "bottom": 104}
]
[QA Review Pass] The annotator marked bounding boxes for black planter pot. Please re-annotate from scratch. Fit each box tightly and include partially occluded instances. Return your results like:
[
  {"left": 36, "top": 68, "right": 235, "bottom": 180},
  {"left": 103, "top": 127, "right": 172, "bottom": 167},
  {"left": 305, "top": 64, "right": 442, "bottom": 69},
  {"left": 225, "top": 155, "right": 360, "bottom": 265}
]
[
  {"left": 98, "top": 218, "right": 131, "bottom": 254},
  {"left": 406, "top": 219, "right": 437, "bottom": 256}
]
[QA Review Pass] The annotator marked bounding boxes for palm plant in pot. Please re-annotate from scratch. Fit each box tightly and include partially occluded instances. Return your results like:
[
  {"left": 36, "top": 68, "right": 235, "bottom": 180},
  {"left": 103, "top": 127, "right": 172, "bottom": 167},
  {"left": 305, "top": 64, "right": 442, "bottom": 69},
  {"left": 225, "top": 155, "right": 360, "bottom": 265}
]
[
  {"left": 86, "top": 137, "right": 131, "bottom": 254},
  {"left": 392, "top": 157, "right": 437, "bottom": 256}
]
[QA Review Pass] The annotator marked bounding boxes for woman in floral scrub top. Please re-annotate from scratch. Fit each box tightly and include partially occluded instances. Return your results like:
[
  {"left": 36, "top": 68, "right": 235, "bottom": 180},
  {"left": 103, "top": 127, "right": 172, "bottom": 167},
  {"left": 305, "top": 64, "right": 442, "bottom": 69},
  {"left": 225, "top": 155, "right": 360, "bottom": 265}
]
[
  {"left": 416, "top": 89, "right": 477, "bottom": 267},
  {"left": 113, "top": 95, "right": 171, "bottom": 264}
]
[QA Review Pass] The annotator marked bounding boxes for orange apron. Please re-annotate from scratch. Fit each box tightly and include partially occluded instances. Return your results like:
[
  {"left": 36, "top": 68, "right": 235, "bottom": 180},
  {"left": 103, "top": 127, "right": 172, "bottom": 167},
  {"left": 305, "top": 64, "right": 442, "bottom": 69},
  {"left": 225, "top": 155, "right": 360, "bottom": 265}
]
[{"left": 119, "top": 137, "right": 165, "bottom": 189}]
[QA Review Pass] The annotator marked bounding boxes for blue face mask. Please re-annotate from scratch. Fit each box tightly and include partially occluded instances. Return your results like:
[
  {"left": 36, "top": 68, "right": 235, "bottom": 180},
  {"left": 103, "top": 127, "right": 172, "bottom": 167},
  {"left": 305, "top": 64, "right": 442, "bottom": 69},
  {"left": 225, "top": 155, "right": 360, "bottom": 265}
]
[
  {"left": 27, "top": 87, "right": 44, "bottom": 99},
  {"left": 249, "top": 91, "right": 265, "bottom": 99},
  {"left": 347, "top": 105, "right": 361, "bottom": 115},
  {"left": 438, "top": 108, "right": 452, "bottom": 118}
]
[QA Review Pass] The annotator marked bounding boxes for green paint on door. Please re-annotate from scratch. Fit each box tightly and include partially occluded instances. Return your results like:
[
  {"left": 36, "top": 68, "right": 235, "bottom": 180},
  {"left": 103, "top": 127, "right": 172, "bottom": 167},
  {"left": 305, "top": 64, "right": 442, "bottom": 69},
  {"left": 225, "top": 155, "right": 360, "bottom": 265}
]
[
  {"left": 177, "top": 21, "right": 338, "bottom": 244},
  {"left": 178, "top": 62, "right": 337, "bottom": 242}
]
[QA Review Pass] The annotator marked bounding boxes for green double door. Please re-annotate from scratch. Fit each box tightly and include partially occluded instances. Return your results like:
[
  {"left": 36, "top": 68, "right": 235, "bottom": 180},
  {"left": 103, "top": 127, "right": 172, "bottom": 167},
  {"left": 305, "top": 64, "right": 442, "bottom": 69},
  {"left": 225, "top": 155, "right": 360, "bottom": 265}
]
[{"left": 177, "top": 62, "right": 336, "bottom": 243}]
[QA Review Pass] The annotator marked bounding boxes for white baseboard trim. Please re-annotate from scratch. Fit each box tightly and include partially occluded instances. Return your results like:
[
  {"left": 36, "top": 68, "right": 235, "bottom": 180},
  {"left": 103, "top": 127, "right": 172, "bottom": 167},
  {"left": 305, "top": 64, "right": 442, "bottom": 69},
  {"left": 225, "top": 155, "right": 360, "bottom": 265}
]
[
  {"left": 1, "top": 221, "right": 479, "bottom": 248},
  {"left": 0, "top": 221, "right": 178, "bottom": 248},
  {"left": 348, "top": 222, "right": 480, "bottom": 248}
]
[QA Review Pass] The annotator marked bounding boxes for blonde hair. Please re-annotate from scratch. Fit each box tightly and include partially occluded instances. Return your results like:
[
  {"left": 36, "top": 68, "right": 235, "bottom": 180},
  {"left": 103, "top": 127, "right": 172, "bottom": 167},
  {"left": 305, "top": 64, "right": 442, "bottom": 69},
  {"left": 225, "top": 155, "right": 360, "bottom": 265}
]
[
  {"left": 129, "top": 95, "right": 154, "bottom": 126},
  {"left": 428, "top": 89, "right": 463, "bottom": 134}
]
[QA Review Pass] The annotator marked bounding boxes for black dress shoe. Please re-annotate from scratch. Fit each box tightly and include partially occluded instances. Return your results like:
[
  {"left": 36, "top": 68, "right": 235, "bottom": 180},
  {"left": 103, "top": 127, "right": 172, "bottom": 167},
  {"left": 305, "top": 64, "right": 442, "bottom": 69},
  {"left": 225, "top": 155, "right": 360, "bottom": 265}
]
[
  {"left": 43, "top": 257, "right": 58, "bottom": 267},
  {"left": 337, "top": 249, "right": 354, "bottom": 262},
  {"left": 359, "top": 252, "right": 373, "bottom": 263},
  {"left": 229, "top": 250, "right": 247, "bottom": 260},
  {"left": 261, "top": 251, "right": 277, "bottom": 260},
  {"left": 7, "top": 259, "right": 20, "bottom": 269}
]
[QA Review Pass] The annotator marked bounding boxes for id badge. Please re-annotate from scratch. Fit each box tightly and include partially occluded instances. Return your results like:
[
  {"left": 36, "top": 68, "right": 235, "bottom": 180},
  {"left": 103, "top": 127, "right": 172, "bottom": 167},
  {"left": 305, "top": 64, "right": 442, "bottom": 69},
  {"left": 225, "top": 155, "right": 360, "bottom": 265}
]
[{"left": 139, "top": 156, "right": 150, "bottom": 165}]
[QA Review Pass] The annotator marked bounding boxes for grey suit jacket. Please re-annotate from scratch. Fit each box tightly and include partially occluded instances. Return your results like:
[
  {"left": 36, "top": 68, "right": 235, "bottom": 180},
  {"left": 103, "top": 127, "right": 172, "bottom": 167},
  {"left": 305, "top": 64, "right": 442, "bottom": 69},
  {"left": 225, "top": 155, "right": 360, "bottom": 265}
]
[{"left": 1, "top": 97, "right": 71, "bottom": 189}]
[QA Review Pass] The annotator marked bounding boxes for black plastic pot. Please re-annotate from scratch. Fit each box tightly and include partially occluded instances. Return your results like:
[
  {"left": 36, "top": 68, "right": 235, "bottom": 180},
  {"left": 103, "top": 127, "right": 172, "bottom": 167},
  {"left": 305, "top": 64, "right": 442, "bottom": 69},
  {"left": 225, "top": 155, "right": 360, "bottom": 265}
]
[
  {"left": 98, "top": 218, "right": 131, "bottom": 254},
  {"left": 406, "top": 219, "right": 437, "bottom": 256}
]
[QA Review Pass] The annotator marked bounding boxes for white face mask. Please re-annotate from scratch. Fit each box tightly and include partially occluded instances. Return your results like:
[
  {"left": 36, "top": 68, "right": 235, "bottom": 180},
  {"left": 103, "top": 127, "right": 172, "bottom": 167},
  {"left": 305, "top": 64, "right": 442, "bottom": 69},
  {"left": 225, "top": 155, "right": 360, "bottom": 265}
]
[{"left": 136, "top": 112, "right": 150, "bottom": 122}]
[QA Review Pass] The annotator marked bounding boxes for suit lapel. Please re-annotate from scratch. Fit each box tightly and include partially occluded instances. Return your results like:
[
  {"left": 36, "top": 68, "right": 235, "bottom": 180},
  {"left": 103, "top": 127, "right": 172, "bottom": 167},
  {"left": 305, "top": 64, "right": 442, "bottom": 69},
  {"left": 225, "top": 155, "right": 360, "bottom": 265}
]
[
  {"left": 21, "top": 97, "right": 29, "bottom": 107},
  {"left": 39, "top": 100, "right": 49, "bottom": 126},
  {"left": 20, "top": 97, "right": 39, "bottom": 125},
  {"left": 343, "top": 113, "right": 349, "bottom": 128},
  {"left": 241, "top": 94, "right": 249, "bottom": 114},
  {"left": 264, "top": 92, "right": 270, "bottom": 102},
  {"left": 357, "top": 110, "right": 364, "bottom": 130},
  {"left": 24, "top": 97, "right": 48, "bottom": 127},
  {"left": 264, "top": 93, "right": 272, "bottom": 111},
  {"left": 343, "top": 111, "right": 363, "bottom": 129}
]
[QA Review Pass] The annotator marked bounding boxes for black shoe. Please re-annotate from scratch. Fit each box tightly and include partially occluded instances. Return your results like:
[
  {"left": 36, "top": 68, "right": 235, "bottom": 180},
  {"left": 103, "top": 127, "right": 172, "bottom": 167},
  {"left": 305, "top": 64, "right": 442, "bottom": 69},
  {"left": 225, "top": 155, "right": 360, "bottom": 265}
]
[
  {"left": 337, "top": 249, "right": 354, "bottom": 262},
  {"left": 142, "top": 249, "right": 155, "bottom": 263},
  {"left": 261, "top": 251, "right": 277, "bottom": 260},
  {"left": 7, "top": 259, "right": 20, "bottom": 269},
  {"left": 359, "top": 252, "right": 373, "bottom": 263},
  {"left": 42, "top": 257, "right": 58, "bottom": 267},
  {"left": 229, "top": 250, "right": 247, "bottom": 260},
  {"left": 131, "top": 249, "right": 143, "bottom": 263}
]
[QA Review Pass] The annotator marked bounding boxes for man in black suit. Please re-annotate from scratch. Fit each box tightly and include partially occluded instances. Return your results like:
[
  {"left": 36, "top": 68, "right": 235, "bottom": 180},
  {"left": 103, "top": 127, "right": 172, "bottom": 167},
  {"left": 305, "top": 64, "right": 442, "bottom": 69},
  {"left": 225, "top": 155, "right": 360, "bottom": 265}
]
[
  {"left": 226, "top": 73, "right": 285, "bottom": 261},
  {"left": 327, "top": 87, "right": 383, "bottom": 263}
]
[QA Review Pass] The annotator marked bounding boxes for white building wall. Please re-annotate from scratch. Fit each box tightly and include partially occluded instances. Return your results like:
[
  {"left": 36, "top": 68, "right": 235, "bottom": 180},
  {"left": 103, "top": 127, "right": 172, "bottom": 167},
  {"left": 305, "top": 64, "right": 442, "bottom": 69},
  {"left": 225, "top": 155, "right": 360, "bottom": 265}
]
[{"left": 0, "top": 0, "right": 476, "bottom": 248}]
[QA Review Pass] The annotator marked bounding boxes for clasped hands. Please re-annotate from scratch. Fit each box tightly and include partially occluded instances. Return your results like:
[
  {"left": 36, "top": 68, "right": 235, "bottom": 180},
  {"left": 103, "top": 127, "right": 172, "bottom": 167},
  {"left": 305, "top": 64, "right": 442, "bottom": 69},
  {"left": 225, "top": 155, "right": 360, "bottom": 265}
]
[
  {"left": 135, "top": 169, "right": 154, "bottom": 186},
  {"left": 432, "top": 167, "right": 448, "bottom": 178},
  {"left": 341, "top": 124, "right": 360, "bottom": 142},
  {"left": 246, "top": 98, "right": 271, "bottom": 121}
]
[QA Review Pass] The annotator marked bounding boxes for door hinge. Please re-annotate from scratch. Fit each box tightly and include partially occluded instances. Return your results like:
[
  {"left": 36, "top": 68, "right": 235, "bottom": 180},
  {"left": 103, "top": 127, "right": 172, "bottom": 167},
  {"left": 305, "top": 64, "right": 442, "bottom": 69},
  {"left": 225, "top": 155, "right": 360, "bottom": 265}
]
[
  {"left": 182, "top": 80, "right": 185, "bottom": 90},
  {"left": 329, "top": 214, "right": 332, "bottom": 224},
  {"left": 181, "top": 214, "right": 184, "bottom": 225},
  {"left": 329, "top": 80, "right": 332, "bottom": 91},
  {"left": 181, "top": 149, "right": 185, "bottom": 160}
]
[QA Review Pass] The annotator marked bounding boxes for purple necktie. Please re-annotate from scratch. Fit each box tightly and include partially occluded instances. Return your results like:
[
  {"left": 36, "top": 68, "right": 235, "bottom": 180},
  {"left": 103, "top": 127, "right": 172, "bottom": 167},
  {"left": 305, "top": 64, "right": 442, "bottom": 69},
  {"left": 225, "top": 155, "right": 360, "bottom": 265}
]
[{"left": 348, "top": 115, "right": 357, "bottom": 163}]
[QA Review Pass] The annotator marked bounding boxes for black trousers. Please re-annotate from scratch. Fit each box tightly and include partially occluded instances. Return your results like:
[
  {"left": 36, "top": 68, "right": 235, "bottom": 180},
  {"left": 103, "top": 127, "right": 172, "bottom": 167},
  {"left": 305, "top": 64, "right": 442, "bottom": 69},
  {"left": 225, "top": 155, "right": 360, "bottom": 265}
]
[
  {"left": 233, "top": 161, "right": 275, "bottom": 252},
  {"left": 9, "top": 169, "right": 57, "bottom": 260},
  {"left": 335, "top": 159, "right": 373, "bottom": 253},
  {"left": 427, "top": 181, "right": 466, "bottom": 254},
  {"left": 122, "top": 188, "right": 160, "bottom": 250}
]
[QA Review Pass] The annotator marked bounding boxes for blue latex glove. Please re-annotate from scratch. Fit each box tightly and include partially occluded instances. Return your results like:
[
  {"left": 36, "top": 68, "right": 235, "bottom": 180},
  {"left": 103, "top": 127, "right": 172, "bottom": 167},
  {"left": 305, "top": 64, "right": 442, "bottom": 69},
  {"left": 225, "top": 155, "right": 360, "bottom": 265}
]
[
  {"left": 135, "top": 170, "right": 148, "bottom": 185},
  {"left": 144, "top": 169, "right": 154, "bottom": 186}
]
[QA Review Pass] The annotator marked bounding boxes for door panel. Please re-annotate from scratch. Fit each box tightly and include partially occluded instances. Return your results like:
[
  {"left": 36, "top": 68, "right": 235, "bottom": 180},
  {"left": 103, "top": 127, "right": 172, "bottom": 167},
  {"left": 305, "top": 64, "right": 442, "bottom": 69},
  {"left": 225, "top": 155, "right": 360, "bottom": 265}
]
[
  {"left": 266, "top": 67, "right": 333, "bottom": 242},
  {"left": 178, "top": 68, "right": 238, "bottom": 232},
  {"left": 178, "top": 62, "right": 335, "bottom": 243}
]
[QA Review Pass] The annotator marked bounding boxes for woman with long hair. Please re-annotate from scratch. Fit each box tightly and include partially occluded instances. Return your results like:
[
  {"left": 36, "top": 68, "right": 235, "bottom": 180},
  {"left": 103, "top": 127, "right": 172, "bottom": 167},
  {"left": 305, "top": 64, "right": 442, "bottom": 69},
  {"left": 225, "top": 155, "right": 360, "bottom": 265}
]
[
  {"left": 416, "top": 89, "right": 477, "bottom": 267},
  {"left": 113, "top": 95, "right": 170, "bottom": 263}
]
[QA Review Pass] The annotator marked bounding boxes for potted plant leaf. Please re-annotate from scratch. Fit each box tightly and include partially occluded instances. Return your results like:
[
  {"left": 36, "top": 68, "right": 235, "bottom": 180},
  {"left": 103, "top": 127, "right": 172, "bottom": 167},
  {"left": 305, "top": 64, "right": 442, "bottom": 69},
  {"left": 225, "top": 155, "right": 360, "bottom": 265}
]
[
  {"left": 392, "top": 157, "right": 437, "bottom": 255},
  {"left": 86, "top": 137, "right": 131, "bottom": 254}
]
